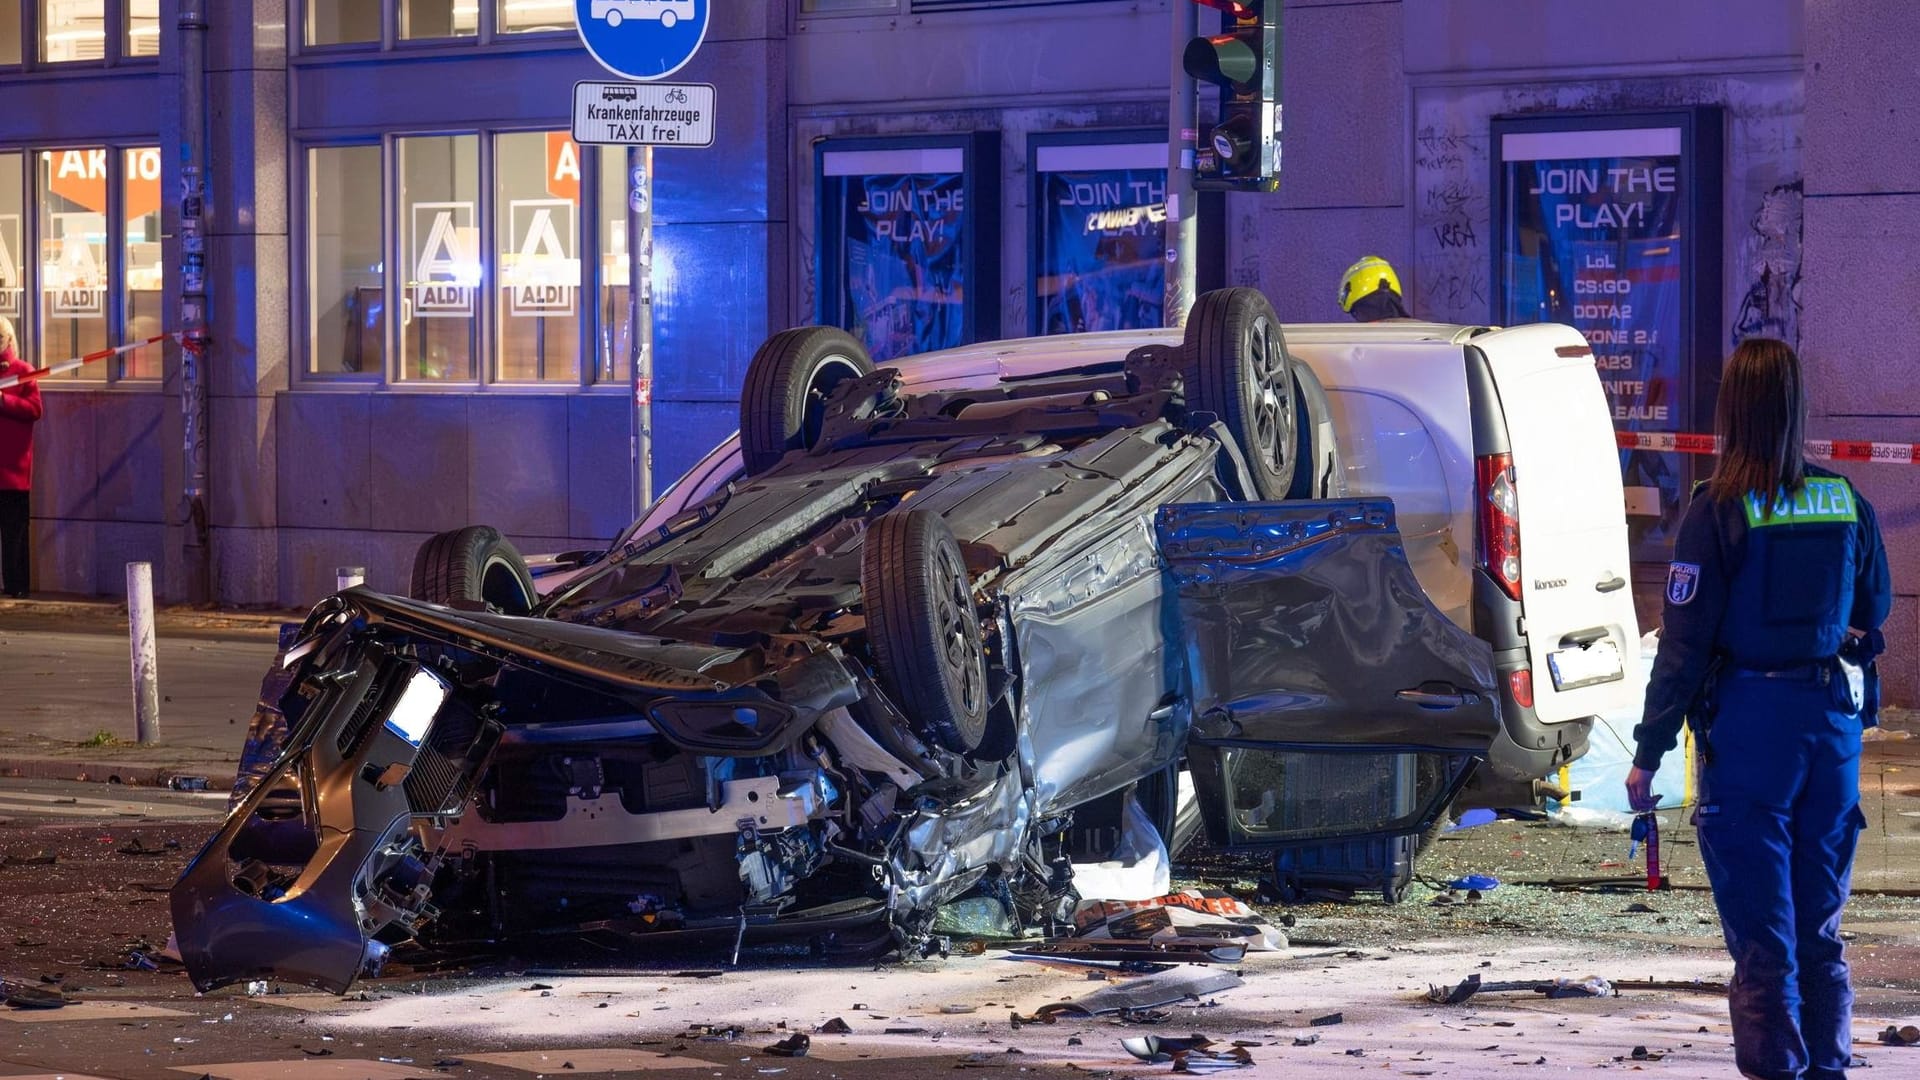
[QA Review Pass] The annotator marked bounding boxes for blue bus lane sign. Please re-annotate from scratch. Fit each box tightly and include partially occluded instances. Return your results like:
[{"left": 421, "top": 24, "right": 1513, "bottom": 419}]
[{"left": 575, "top": 0, "right": 710, "bottom": 81}]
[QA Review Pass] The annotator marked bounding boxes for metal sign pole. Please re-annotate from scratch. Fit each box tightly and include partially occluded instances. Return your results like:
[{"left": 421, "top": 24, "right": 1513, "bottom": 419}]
[
  {"left": 1165, "top": 0, "right": 1199, "bottom": 328},
  {"left": 627, "top": 145, "right": 654, "bottom": 514}
]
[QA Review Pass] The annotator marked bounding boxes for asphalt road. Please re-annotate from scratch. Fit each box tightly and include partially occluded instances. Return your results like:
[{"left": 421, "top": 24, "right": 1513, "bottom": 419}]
[
  {"left": 2, "top": 778, "right": 1918, "bottom": 1079},
  {"left": 0, "top": 624, "right": 277, "bottom": 753}
]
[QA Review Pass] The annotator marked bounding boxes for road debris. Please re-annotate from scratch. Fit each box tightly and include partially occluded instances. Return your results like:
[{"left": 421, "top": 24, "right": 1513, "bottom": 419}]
[
  {"left": 1033, "top": 967, "right": 1244, "bottom": 1019},
  {"left": 0, "top": 851, "right": 56, "bottom": 868},
  {"left": 1879, "top": 1025, "right": 1920, "bottom": 1047},
  {"left": 0, "top": 981, "right": 68, "bottom": 1009},
  {"left": 1309, "top": 1012, "right": 1343, "bottom": 1027},
  {"left": 817, "top": 1017, "right": 853, "bottom": 1034},
  {"left": 1121, "top": 1034, "right": 1253, "bottom": 1072},
  {"left": 764, "top": 1033, "right": 810, "bottom": 1057},
  {"left": 1010, "top": 938, "right": 1247, "bottom": 965},
  {"left": 1073, "top": 891, "right": 1286, "bottom": 951},
  {"left": 1426, "top": 973, "right": 1613, "bottom": 1004}
]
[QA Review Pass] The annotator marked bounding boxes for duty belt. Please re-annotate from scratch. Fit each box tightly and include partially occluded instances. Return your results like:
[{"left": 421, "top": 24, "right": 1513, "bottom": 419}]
[{"left": 1725, "top": 661, "right": 1834, "bottom": 684}]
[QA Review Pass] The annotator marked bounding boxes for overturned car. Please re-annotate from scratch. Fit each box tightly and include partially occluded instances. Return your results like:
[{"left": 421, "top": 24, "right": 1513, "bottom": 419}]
[{"left": 174, "top": 288, "right": 1630, "bottom": 994}]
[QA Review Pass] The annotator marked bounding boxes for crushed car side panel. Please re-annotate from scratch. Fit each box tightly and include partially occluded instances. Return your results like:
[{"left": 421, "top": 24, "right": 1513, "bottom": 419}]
[{"left": 1157, "top": 500, "right": 1502, "bottom": 851}]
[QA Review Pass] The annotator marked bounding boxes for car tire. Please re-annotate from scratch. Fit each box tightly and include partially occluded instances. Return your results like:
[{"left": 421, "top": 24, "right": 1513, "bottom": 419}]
[
  {"left": 861, "top": 510, "right": 990, "bottom": 755},
  {"left": 605, "top": 10, "right": 623, "bottom": 27},
  {"left": 660, "top": 10, "right": 676, "bottom": 27},
  {"left": 1183, "top": 287, "right": 1298, "bottom": 500},
  {"left": 1285, "top": 361, "right": 1341, "bottom": 500},
  {"left": 740, "top": 326, "right": 875, "bottom": 475},
  {"left": 410, "top": 526, "right": 538, "bottom": 616}
]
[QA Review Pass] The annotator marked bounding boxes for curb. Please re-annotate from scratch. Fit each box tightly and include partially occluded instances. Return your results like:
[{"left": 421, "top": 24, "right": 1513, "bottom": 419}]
[{"left": 0, "top": 754, "right": 238, "bottom": 790}]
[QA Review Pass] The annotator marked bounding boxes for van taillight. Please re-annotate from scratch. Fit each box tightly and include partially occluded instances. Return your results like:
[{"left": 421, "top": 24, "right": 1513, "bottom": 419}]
[{"left": 1476, "top": 453, "right": 1521, "bottom": 601}]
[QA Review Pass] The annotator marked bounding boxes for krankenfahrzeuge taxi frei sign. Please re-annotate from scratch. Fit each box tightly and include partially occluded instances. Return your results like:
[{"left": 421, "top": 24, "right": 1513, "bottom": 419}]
[
  {"left": 573, "top": 81, "right": 714, "bottom": 147},
  {"left": 571, "top": 0, "right": 714, "bottom": 145}
]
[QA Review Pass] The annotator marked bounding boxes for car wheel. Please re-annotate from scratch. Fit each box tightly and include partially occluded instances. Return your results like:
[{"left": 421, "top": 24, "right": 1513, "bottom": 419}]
[
  {"left": 605, "top": 10, "right": 623, "bottom": 26},
  {"left": 740, "top": 326, "right": 875, "bottom": 475},
  {"left": 1183, "top": 287, "right": 1298, "bottom": 500},
  {"left": 660, "top": 10, "right": 676, "bottom": 27},
  {"left": 861, "top": 510, "right": 990, "bottom": 755},
  {"left": 410, "top": 526, "right": 538, "bottom": 616}
]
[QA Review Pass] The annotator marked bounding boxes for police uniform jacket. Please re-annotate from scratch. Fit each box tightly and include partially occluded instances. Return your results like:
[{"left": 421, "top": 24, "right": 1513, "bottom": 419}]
[{"left": 1633, "top": 465, "right": 1892, "bottom": 772}]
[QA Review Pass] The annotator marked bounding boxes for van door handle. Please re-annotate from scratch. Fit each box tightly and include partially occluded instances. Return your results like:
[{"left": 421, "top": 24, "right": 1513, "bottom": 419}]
[
  {"left": 1397, "top": 684, "right": 1469, "bottom": 709},
  {"left": 1596, "top": 574, "right": 1627, "bottom": 593}
]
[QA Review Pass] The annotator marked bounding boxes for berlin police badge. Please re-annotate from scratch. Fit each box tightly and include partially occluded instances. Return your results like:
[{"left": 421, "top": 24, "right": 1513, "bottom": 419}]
[{"left": 1666, "top": 562, "right": 1700, "bottom": 606}]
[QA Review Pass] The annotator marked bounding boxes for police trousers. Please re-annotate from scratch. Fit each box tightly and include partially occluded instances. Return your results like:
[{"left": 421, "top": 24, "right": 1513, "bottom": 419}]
[{"left": 1697, "top": 673, "right": 1867, "bottom": 1080}]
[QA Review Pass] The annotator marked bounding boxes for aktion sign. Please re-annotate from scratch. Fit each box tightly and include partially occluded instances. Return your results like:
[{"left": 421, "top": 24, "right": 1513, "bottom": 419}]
[{"left": 45, "top": 148, "right": 160, "bottom": 220}]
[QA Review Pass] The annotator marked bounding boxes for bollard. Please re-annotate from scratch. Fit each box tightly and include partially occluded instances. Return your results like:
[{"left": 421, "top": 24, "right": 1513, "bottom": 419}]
[
  {"left": 336, "top": 566, "right": 366, "bottom": 592},
  {"left": 127, "top": 561, "right": 161, "bottom": 746}
]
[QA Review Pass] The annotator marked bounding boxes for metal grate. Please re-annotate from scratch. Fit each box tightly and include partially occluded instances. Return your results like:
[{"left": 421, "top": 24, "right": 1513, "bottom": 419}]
[
  {"left": 334, "top": 666, "right": 393, "bottom": 758},
  {"left": 404, "top": 706, "right": 480, "bottom": 815}
]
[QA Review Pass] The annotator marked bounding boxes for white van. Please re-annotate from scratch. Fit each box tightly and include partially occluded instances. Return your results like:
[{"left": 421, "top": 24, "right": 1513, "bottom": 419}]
[{"left": 550, "top": 318, "right": 1641, "bottom": 802}]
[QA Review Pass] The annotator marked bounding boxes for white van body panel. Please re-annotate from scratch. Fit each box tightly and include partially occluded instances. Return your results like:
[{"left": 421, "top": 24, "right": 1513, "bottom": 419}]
[
  {"left": 1284, "top": 331, "right": 1477, "bottom": 628},
  {"left": 1472, "top": 323, "right": 1643, "bottom": 724}
]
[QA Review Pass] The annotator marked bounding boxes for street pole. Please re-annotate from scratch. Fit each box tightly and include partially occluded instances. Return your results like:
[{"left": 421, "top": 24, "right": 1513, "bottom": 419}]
[
  {"left": 177, "top": 0, "right": 212, "bottom": 604},
  {"left": 627, "top": 145, "right": 654, "bottom": 515},
  {"left": 127, "top": 562, "right": 160, "bottom": 745},
  {"left": 1165, "top": 0, "right": 1199, "bottom": 329}
]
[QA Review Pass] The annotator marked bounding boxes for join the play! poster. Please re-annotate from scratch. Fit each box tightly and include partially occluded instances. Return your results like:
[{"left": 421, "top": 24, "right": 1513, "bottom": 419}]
[
  {"left": 1035, "top": 167, "right": 1166, "bottom": 334},
  {"left": 1495, "top": 116, "right": 1719, "bottom": 559},
  {"left": 841, "top": 172, "right": 967, "bottom": 362}
]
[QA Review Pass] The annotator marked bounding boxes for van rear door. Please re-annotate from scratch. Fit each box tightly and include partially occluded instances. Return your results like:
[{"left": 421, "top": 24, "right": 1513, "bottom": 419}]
[{"left": 1472, "top": 324, "right": 1641, "bottom": 724}]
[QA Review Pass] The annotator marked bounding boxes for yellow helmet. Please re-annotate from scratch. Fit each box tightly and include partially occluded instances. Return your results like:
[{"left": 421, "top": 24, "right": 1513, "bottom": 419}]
[{"left": 1338, "top": 255, "right": 1402, "bottom": 312}]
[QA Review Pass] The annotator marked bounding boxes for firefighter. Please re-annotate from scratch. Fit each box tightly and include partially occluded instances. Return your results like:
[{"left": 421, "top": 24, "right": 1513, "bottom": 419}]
[
  {"left": 1628, "top": 337, "right": 1892, "bottom": 1080},
  {"left": 1337, "top": 255, "right": 1410, "bottom": 322}
]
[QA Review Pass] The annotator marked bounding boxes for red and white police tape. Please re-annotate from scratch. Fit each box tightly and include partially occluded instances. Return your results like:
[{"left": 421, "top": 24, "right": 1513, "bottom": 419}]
[
  {"left": 1617, "top": 430, "right": 1920, "bottom": 465},
  {"left": 0, "top": 333, "right": 176, "bottom": 391}
]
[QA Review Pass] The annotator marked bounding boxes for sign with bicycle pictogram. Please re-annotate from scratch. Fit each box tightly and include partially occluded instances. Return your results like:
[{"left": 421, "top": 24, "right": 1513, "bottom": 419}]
[{"left": 572, "top": 81, "right": 714, "bottom": 146}]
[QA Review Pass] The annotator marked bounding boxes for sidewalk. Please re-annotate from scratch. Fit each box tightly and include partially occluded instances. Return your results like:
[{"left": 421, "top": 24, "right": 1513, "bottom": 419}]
[{"left": 0, "top": 597, "right": 288, "bottom": 789}]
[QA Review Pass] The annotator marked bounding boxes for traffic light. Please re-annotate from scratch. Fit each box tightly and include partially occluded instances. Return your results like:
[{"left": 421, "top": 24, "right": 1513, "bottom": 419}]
[{"left": 1184, "top": 0, "right": 1280, "bottom": 192}]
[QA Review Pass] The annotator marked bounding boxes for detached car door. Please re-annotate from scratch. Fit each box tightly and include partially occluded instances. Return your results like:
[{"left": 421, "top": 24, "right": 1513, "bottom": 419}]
[{"left": 1157, "top": 499, "right": 1502, "bottom": 851}]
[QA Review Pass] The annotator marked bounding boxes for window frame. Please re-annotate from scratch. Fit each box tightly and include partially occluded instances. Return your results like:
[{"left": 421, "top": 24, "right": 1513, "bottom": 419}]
[
  {"left": 0, "top": 139, "right": 165, "bottom": 388},
  {"left": 297, "top": 129, "right": 624, "bottom": 393},
  {"left": 31, "top": 0, "right": 156, "bottom": 68},
  {"left": 294, "top": 0, "right": 576, "bottom": 54}
]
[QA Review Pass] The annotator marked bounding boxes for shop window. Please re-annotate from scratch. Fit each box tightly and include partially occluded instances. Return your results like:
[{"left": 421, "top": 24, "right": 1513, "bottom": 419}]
[
  {"left": 126, "top": 0, "right": 158, "bottom": 56},
  {"left": 0, "top": 153, "right": 24, "bottom": 360},
  {"left": 37, "top": 148, "right": 109, "bottom": 379},
  {"left": 498, "top": 0, "right": 572, "bottom": 33},
  {"left": 397, "top": 134, "right": 479, "bottom": 382},
  {"left": 120, "top": 147, "right": 161, "bottom": 378},
  {"left": 308, "top": 146, "right": 385, "bottom": 377},
  {"left": 595, "top": 149, "right": 632, "bottom": 387},
  {"left": 0, "top": 0, "right": 22, "bottom": 64},
  {"left": 308, "top": 0, "right": 381, "bottom": 45},
  {"left": 495, "top": 132, "right": 580, "bottom": 383},
  {"left": 40, "top": 0, "right": 104, "bottom": 62},
  {"left": 401, "top": 0, "right": 475, "bottom": 39}
]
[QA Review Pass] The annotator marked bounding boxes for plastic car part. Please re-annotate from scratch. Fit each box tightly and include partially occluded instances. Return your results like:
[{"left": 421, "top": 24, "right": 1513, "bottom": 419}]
[
  {"left": 1183, "top": 287, "right": 1298, "bottom": 500},
  {"left": 861, "top": 510, "right": 991, "bottom": 754},
  {"left": 740, "top": 325, "right": 875, "bottom": 474},
  {"left": 410, "top": 525, "right": 538, "bottom": 616},
  {"left": 1286, "top": 361, "right": 1343, "bottom": 500}
]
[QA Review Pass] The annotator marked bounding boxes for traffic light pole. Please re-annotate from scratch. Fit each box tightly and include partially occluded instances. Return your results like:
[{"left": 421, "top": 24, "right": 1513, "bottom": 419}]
[{"left": 1165, "top": 0, "right": 1199, "bottom": 329}]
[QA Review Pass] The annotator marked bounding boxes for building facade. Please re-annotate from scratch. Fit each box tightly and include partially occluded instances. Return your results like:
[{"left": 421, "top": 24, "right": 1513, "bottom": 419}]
[{"left": 3, "top": 0, "right": 1914, "bottom": 701}]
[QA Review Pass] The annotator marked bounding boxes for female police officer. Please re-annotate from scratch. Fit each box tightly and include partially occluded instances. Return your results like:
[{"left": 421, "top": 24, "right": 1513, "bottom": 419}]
[{"left": 1628, "top": 337, "right": 1891, "bottom": 1080}]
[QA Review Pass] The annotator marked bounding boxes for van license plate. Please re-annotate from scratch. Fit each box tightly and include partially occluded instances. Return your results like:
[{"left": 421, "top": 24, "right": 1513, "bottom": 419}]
[{"left": 1547, "top": 640, "right": 1623, "bottom": 691}]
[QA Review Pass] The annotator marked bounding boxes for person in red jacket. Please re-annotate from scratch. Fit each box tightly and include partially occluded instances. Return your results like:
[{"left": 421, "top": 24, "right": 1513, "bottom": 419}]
[{"left": 0, "top": 316, "right": 41, "bottom": 598}]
